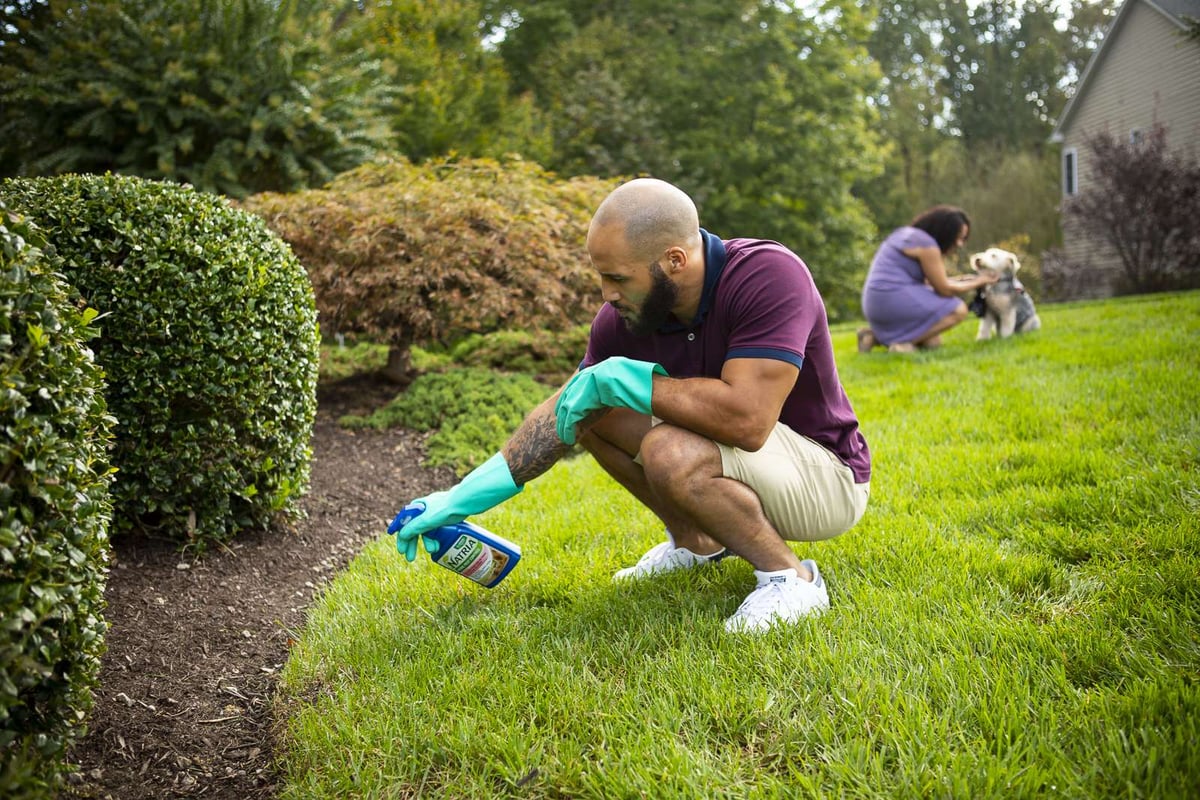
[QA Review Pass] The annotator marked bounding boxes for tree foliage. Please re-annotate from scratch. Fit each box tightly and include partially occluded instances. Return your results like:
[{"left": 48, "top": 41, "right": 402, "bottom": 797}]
[
  {"left": 863, "top": 0, "right": 949, "bottom": 222},
  {"left": 333, "top": 0, "right": 551, "bottom": 164},
  {"left": 1064, "top": 125, "right": 1200, "bottom": 294},
  {"left": 242, "top": 156, "right": 616, "bottom": 381},
  {"left": 0, "top": 0, "right": 387, "bottom": 197},
  {"left": 487, "top": 0, "right": 886, "bottom": 319},
  {"left": 0, "top": 0, "right": 1130, "bottom": 320},
  {"left": 866, "top": 0, "right": 1116, "bottom": 154},
  {"left": 890, "top": 139, "right": 1062, "bottom": 273},
  {"left": 939, "top": 0, "right": 1070, "bottom": 151},
  {"left": 858, "top": 0, "right": 1117, "bottom": 255}
]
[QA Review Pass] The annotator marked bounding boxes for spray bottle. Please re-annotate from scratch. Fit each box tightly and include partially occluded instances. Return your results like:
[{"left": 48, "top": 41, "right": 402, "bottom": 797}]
[{"left": 392, "top": 503, "right": 522, "bottom": 589}]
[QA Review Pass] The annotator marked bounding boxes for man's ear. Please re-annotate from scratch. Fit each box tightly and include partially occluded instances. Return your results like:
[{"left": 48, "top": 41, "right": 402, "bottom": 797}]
[{"left": 665, "top": 246, "right": 687, "bottom": 274}]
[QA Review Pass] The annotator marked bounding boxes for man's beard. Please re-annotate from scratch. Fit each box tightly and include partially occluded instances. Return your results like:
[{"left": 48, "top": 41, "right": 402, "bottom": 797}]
[{"left": 619, "top": 262, "right": 679, "bottom": 336}]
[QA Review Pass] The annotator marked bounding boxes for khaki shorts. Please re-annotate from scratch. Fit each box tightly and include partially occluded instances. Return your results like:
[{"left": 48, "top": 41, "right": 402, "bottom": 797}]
[{"left": 717, "top": 423, "right": 869, "bottom": 542}]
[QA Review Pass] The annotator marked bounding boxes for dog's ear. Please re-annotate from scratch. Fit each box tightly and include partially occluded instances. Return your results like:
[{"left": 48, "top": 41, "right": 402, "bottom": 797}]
[{"left": 1009, "top": 254, "right": 1021, "bottom": 273}]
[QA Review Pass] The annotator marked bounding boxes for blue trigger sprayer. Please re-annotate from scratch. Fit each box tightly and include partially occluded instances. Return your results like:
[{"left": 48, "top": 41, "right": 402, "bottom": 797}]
[{"left": 392, "top": 503, "right": 522, "bottom": 589}]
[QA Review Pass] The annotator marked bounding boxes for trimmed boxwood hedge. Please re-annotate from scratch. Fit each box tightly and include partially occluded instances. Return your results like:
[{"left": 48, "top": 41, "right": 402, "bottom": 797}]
[
  {"left": 1, "top": 204, "right": 113, "bottom": 796},
  {"left": 0, "top": 175, "right": 320, "bottom": 548}
]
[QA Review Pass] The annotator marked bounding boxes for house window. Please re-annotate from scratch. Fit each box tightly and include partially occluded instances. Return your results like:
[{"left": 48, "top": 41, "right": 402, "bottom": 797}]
[{"left": 1063, "top": 147, "right": 1077, "bottom": 196}]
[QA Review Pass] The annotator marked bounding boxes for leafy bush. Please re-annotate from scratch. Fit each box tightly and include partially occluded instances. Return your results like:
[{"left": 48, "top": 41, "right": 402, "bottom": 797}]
[
  {"left": 243, "top": 156, "right": 616, "bottom": 382},
  {"left": 1039, "top": 247, "right": 1089, "bottom": 302},
  {"left": 1065, "top": 124, "right": 1200, "bottom": 294},
  {"left": 0, "top": 0, "right": 386, "bottom": 197},
  {"left": 318, "top": 339, "right": 390, "bottom": 386},
  {"left": 342, "top": 368, "right": 553, "bottom": 475},
  {"left": 1, "top": 204, "right": 113, "bottom": 796},
  {"left": 416, "top": 326, "right": 589, "bottom": 380},
  {"left": 0, "top": 174, "right": 320, "bottom": 548},
  {"left": 322, "top": 325, "right": 589, "bottom": 387}
]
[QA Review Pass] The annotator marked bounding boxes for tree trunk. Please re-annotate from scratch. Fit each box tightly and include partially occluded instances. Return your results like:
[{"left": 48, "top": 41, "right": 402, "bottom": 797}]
[{"left": 381, "top": 344, "right": 413, "bottom": 386}]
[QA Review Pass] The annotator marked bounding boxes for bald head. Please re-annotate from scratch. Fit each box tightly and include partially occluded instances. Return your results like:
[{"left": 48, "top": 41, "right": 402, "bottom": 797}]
[{"left": 588, "top": 178, "right": 701, "bottom": 262}]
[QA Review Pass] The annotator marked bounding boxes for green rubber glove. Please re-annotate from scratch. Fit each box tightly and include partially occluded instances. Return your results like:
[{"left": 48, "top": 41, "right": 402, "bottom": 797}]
[
  {"left": 554, "top": 357, "right": 666, "bottom": 445},
  {"left": 387, "top": 452, "right": 523, "bottom": 561}
]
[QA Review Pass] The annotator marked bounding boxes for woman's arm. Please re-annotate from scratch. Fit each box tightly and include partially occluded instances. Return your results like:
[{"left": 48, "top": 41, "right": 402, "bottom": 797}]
[{"left": 904, "top": 246, "right": 996, "bottom": 296}]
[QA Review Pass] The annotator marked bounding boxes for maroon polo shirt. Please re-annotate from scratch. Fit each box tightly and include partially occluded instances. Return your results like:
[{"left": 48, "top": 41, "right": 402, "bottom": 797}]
[{"left": 581, "top": 229, "right": 870, "bottom": 483}]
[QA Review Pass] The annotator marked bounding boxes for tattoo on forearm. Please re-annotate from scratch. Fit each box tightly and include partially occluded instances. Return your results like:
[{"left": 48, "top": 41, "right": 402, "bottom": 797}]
[{"left": 505, "top": 411, "right": 570, "bottom": 486}]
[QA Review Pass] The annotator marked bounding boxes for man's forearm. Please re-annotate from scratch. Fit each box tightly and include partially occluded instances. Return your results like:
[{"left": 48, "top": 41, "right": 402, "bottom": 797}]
[
  {"left": 650, "top": 358, "right": 796, "bottom": 452},
  {"left": 502, "top": 394, "right": 573, "bottom": 486}
]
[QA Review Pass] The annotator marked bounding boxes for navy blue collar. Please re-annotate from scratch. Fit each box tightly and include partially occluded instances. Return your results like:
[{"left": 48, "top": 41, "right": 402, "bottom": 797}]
[{"left": 658, "top": 228, "right": 726, "bottom": 333}]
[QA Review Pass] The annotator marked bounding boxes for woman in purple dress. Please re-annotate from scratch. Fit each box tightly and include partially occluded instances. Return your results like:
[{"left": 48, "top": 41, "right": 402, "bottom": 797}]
[{"left": 858, "top": 206, "right": 998, "bottom": 353}]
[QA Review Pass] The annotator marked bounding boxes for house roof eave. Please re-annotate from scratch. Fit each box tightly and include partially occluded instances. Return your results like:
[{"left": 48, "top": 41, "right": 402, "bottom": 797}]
[{"left": 1051, "top": 0, "right": 1200, "bottom": 142}]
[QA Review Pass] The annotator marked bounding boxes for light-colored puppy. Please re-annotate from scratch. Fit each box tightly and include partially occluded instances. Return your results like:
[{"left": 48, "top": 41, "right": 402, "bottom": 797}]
[{"left": 970, "top": 247, "right": 1042, "bottom": 339}]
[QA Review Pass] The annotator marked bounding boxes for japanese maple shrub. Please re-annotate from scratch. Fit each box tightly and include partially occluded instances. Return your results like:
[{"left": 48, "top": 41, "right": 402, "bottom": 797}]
[
  {"left": 0, "top": 175, "right": 320, "bottom": 548},
  {"left": 243, "top": 156, "right": 615, "bottom": 383},
  {"left": 0, "top": 204, "right": 113, "bottom": 796}
]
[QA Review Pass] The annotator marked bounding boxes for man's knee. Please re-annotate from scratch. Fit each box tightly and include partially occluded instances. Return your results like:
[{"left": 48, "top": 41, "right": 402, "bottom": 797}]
[
  {"left": 638, "top": 424, "right": 682, "bottom": 472},
  {"left": 639, "top": 424, "right": 720, "bottom": 496}
]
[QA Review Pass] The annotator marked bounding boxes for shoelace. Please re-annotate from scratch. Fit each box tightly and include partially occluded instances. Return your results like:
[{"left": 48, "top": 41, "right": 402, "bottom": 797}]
[{"left": 737, "top": 582, "right": 790, "bottom": 618}]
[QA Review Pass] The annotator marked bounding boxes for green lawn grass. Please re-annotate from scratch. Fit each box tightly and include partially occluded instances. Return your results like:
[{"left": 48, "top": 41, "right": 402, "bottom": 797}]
[{"left": 278, "top": 292, "right": 1200, "bottom": 799}]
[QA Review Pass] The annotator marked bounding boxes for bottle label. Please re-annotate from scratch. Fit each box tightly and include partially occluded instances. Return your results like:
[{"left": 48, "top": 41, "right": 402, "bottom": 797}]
[{"left": 440, "top": 534, "right": 509, "bottom": 586}]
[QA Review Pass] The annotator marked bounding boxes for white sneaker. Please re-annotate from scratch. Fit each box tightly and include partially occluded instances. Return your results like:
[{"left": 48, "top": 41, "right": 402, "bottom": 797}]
[
  {"left": 724, "top": 559, "right": 829, "bottom": 634},
  {"left": 613, "top": 540, "right": 728, "bottom": 581}
]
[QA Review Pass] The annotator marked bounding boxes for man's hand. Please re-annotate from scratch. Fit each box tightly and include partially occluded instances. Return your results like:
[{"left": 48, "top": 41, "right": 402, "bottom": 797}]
[
  {"left": 387, "top": 452, "right": 523, "bottom": 561},
  {"left": 554, "top": 357, "right": 666, "bottom": 445},
  {"left": 388, "top": 496, "right": 452, "bottom": 563}
]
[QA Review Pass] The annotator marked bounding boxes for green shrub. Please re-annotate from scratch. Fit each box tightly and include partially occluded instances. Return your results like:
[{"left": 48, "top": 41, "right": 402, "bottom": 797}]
[
  {"left": 322, "top": 326, "right": 588, "bottom": 386},
  {"left": 318, "top": 339, "right": 389, "bottom": 386},
  {"left": 0, "top": 174, "right": 320, "bottom": 548},
  {"left": 342, "top": 368, "right": 553, "bottom": 475},
  {"left": 0, "top": 204, "right": 114, "bottom": 796},
  {"left": 436, "top": 326, "right": 589, "bottom": 380}
]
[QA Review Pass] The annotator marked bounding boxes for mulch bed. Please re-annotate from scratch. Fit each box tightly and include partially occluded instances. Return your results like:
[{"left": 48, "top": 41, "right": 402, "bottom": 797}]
[{"left": 62, "top": 375, "right": 456, "bottom": 799}]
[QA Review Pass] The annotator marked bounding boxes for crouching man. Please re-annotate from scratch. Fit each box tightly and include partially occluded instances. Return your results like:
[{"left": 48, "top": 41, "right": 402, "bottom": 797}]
[{"left": 390, "top": 178, "right": 870, "bottom": 633}]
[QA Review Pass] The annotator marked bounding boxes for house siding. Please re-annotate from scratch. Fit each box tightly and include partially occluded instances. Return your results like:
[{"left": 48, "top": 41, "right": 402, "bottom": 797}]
[{"left": 1058, "top": 1, "right": 1200, "bottom": 298}]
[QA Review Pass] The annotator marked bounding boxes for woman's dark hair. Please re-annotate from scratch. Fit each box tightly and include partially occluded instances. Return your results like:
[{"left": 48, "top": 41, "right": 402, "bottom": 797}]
[{"left": 910, "top": 205, "right": 971, "bottom": 253}]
